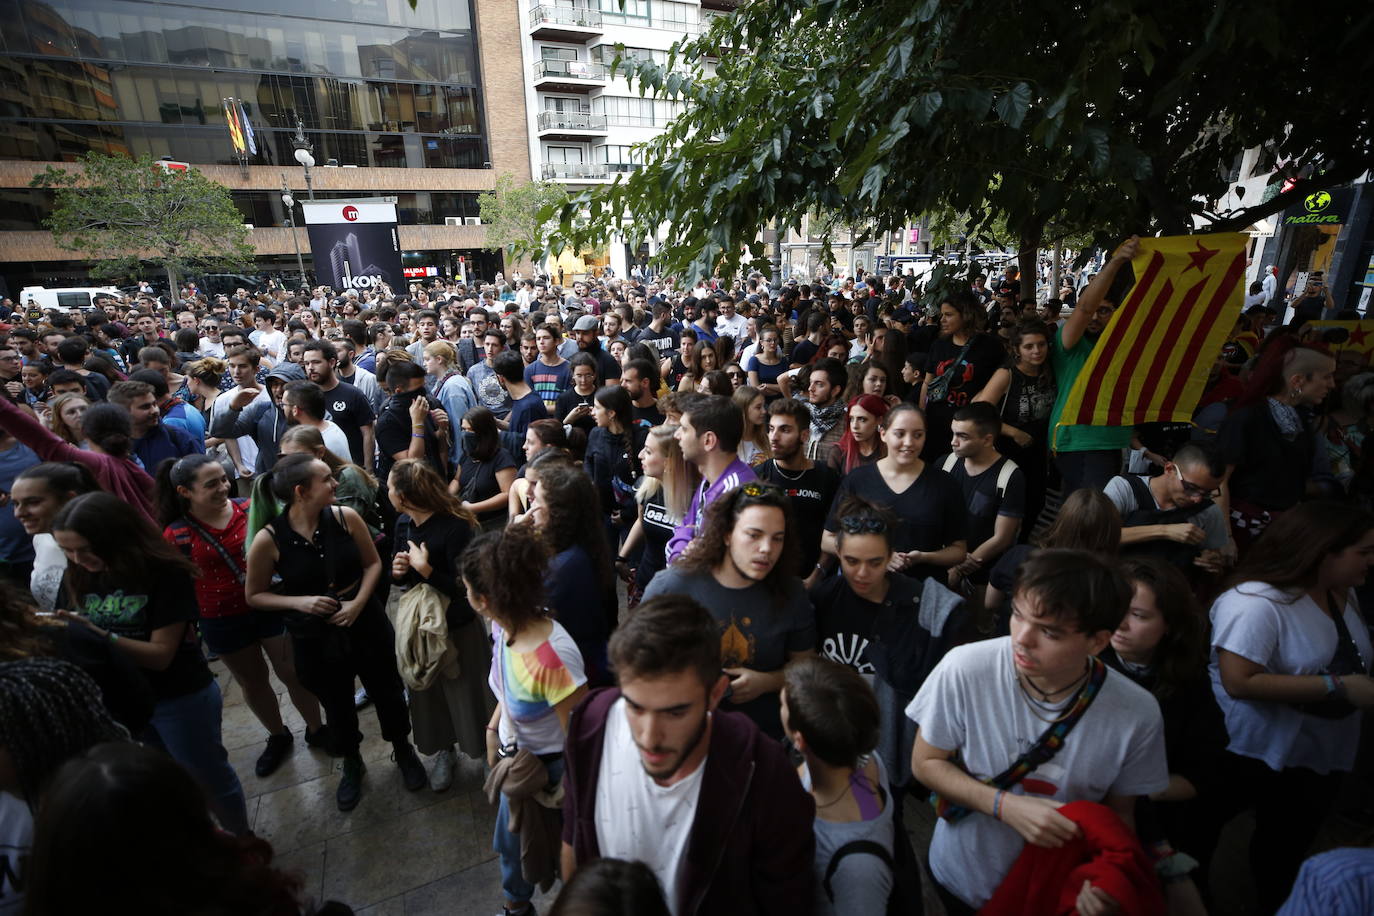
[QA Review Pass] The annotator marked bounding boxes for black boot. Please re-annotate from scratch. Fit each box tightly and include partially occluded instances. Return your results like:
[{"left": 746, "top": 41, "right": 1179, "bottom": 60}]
[
  {"left": 255, "top": 730, "right": 294, "bottom": 777},
  {"left": 337, "top": 755, "right": 366, "bottom": 812},
  {"left": 393, "top": 741, "right": 426, "bottom": 792}
]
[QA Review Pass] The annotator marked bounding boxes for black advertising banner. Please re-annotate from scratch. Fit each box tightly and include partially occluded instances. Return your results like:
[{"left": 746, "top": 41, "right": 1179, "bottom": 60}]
[{"left": 301, "top": 198, "right": 403, "bottom": 293}]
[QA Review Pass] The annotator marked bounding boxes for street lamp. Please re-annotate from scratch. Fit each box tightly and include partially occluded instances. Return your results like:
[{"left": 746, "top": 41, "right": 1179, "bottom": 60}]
[
  {"left": 281, "top": 178, "right": 308, "bottom": 289},
  {"left": 291, "top": 119, "right": 315, "bottom": 199}
]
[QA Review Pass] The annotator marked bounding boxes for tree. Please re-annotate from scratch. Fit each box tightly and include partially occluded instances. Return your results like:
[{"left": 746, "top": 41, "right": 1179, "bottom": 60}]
[
  {"left": 478, "top": 174, "right": 569, "bottom": 265},
  {"left": 30, "top": 153, "right": 254, "bottom": 293},
  {"left": 546, "top": 1, "right": 1374, "bottom": 289}
]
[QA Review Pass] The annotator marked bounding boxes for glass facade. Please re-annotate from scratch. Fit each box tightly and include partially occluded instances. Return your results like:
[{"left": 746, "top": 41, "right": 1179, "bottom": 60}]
[{"left": 0, "top": 0, "right": 490, "bottom": 167}]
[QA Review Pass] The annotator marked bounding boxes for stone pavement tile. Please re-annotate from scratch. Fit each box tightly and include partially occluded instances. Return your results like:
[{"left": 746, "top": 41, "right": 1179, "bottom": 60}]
[
  {"left": 233, "top": 738, "right": 337, "bottom": 800},
  {"left": 403, "top": 857, "right": 561, "bottom": 916},
  {"left": 254, "top": 757, "right": 449, "bottom": 855},
  {"left": 322, "top": 793, "right": 489, "bottom": 910},
  {"left": 275, "top": 839, "right": 326, "bottom": 905},
  {"left": 354, "top": 894, "right": 406, "bottom": 915}
]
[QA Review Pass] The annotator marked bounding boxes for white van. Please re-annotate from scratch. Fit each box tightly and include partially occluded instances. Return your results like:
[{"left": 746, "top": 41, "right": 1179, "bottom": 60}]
[{"left": 18, "top": 286, "right": 121, "bottom": 314}]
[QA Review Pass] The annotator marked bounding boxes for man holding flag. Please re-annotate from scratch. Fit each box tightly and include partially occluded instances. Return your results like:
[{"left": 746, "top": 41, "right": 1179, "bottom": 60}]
[{"left": 1048, "top": 236, "right": 1141, "bottom": 494}]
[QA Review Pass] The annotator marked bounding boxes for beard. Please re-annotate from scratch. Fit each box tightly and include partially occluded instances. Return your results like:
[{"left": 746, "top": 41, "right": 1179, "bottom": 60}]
[{"left": 637, "top": 710, "right": 710, "bottom": 781}]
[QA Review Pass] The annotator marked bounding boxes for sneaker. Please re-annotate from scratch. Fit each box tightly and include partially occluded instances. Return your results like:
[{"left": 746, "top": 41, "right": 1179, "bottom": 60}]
[
  {"left": 255, "top": 731, "right": 294, "bottom": 778},
  {"left": 498, "top": 904, "right": 537, "bottom": 916},
  {"left": 336, "top": 755, "right": 366, "bottom": 812},
  {"left": 429, "top": 748, "right": 456, "bottom": 793},
  {"left": 393, "top": 743, "right": 426, "bottom": 792},
  {"left": 354, "top": 687, "right": 371, "bottom": 710}
]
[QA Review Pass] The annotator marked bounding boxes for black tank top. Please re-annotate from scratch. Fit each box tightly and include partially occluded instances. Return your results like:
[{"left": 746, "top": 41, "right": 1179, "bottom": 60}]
[{"left": 267, "top": 507, "right": 367, "bottom": 635}]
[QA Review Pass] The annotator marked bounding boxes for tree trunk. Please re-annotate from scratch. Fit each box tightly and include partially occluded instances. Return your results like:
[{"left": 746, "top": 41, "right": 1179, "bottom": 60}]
[
  {"left": 164, "top": 263, "right": 178, "bottom": 307},
  {"left": 1051, "top": 246, "right": 1062, "bottom": 299},
  {"left": 1018, "top": 227, "right": 1041, "bottom": 304}
]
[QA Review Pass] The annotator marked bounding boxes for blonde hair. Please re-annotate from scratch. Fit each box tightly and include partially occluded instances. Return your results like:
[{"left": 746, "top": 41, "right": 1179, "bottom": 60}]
[
  {"left": 48, "top": 392, "right": 92, "bottom": 446},
  {"left": 731, "top": 385, "right": 770, "bottom": 460},
  {"left": 423, "top": 339, "right": 457, "bottom": 368},
  {"left": 279, "top": 425, "right": 377, "bottom": 489},
  {"left": 635, "top": 425, "right": 697, "bottom": 522}
]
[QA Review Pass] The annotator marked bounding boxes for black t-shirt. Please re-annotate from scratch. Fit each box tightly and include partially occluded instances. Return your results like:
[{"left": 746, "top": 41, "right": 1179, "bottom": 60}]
[
  {"left": 790, "top": 339, "right": 819, "bottom": 367},
  {"left": 376, "top": 387, "right": 446, "bottom": 482},
  {"left": 69, "top": 566, "right": 210, "bottom": 700},
  {"left": 321, "top": 380, "right": 376, "bottom": 465},
  {"left": 637, "top": 327, "right": 679, "bottom": 361},
  {"left": 632, "top": 402, "right": 666, "bottom": 428},
  {"left": 556, "top": 387, "right": 597, "bottom": 434},
  {"left": 925, "top": 333, "right": 1007, "bottom": 412},
  {"left": 458, "top": 447, "right": 517, "bottom": 522},
  {"left": 1216, "top": 402, "right": 1314, "bottom": 511},
  {"left": 995, "top": 276, "right": 1021, "bottom": 299},
  {"left": 825, "top": 463, "right": 965, "bottom": 580},
  {"left": 756, "top": 459, "right": 839, "bottom": 573},
  {"left": 941, "top": 455, "right": 1026, "bottom": 553},
  {"left": 581, "top": 347, "right": 621, "bottom": 383},
  {"left": 809, "top": 573, "right": 921, "bottom": 678},
  {"left": 637, "top": 483, "right": 676, "bottom": 590}
]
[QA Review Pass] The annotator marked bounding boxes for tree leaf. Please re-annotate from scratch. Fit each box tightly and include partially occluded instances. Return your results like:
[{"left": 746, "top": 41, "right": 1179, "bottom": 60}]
[{"left": 994, "top": 82, "right": 1032, "bottom": 129}]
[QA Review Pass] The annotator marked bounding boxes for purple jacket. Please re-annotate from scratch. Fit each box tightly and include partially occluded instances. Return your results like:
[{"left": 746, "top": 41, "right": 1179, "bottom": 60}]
[
  {"left": 561, "top": 688, "right": 815, "bottom": 916},
  {"left": 665, "top": 456, "right": 756, "bottom": 564}
]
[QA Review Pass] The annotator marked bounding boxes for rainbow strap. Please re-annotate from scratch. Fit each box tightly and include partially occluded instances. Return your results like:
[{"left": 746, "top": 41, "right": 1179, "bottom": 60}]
[{"left": 931, "top": 656, "right": 1108, "bottom": 822}]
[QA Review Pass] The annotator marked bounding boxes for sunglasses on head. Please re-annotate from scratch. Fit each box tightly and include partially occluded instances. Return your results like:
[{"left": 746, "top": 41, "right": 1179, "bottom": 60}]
[{"left": 839, "top": 515, "right": 887, "bottom": 534}]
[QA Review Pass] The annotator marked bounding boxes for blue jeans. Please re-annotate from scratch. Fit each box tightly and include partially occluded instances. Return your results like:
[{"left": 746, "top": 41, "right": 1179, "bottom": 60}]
[
  {"left": 145, "top": 679, "right": 250, "bottom": 835},
  {"left": 493, "top": 755, "right": 564, "bottom": 905}
]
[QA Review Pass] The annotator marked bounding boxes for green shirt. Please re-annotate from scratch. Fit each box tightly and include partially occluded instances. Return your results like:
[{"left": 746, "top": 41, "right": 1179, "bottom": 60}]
[{"left": 1049, "top": 326, "right": 1133, "bottom": 453}]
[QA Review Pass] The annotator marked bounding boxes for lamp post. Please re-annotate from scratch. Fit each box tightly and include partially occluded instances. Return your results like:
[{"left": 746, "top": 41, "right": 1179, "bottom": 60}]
[
  {"left": 281, "top": 178, "right": 308, "bottom": 289},
  {"left": 291, "top": 119, "right": 315, "bottom": 200}
]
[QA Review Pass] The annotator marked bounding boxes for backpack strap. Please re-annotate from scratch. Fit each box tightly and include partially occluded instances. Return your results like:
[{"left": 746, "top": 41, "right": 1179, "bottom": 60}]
[
  {"left": 166, "top": 520, "right": 194, "bottom": 560},
  {"left": 995, "top": 457, "right": 1019, "bottom": 499},
  {"left": 823, "top": 840, "right": 895, "bottom": 902},
  {"left": 940, "top": 453, "right": 958, "bottom": 473},
  {"left": 1123, "top": 473, "right": 1155, "bottom": 511}
]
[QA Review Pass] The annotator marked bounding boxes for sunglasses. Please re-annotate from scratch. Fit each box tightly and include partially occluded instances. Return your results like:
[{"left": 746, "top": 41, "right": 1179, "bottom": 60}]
[
  {"left": 739, "top": 481, "right": 782, "bottom": 499},
  {"left": 839, "top": 515, "right": 887, "bottom": 534}
]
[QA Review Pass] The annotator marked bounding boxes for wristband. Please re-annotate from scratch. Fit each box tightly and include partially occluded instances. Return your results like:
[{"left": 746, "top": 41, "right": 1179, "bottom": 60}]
[
  {"left": 485, "top": 726, "right": 499, "bottom": 733},
  {"left": 412, "top": 433, "right": 425, "bottom": 439},
  {"left": 992, "top": 789, "right": 1006, "bottom": 821},
  {"left": 107, "top": 631, "right": 119, "bottom": 644},
  {"left": 615, "top": 555, "right": 627, "bottom": 563}
]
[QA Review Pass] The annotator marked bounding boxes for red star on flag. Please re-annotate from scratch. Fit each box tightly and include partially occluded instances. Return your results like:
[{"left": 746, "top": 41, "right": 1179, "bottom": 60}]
[
  {"left": 1349, "top": 326, "right": 1371, "bottom": 348},
  {"left": 1184, "top": 240, "right": 1219, "bottom": 274}
]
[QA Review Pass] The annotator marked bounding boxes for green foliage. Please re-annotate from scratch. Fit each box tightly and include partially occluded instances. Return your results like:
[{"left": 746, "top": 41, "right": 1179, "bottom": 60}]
[
  {"left": 544, "top": 1, "right": 1374, "bottom": 282},
  {"left": 30, "top": 153, "right": 253, "bottom": 291},
  {"left": 477, "top": 174, "right": 570, "bottom": 261}
]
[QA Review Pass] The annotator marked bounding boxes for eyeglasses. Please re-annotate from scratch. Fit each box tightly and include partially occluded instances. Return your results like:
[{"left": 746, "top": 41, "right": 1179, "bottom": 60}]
[
  {"left": 1173, "top": 466, "right": 1220, "bottom": 499},
  {"left": 839, "top": 515, "right": 887, "bottom": 534},
  {"left": 726, "top": 371, "right": 745, "bottom": 380}
]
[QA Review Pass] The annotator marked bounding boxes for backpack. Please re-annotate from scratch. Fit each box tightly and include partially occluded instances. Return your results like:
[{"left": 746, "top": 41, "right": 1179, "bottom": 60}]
[
  {"left": 823, "top": 824, "right": 924, "bottom": 915},
  {"left": 940, "top": 453, "right": 1019, "bottom": 499}
]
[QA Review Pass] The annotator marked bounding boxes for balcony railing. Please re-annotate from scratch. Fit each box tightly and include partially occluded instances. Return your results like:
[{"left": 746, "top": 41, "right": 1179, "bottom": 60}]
[
  {"left": 529, "top": 5, "right": 603, "bottom": 30},
  {"left": 537, "top": 110, "right": 608, "bottom": 132},
  {"left": 532, "top": 59, "right": 608, "bottom": 81},
  {"left": 542, "top": 162, "right": 609, "bottom": 180}
]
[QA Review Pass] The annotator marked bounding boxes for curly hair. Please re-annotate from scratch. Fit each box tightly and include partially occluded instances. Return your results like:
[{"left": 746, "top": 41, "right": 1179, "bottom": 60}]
[
  {"left": 675, "top": 483, "right": 800, "bottom": 608},
  {"left": 536, "top": 463, "right": 614, "bottom": 596},
  {"left": 459, "top": 523, "right": 551, "bottom": 633}
]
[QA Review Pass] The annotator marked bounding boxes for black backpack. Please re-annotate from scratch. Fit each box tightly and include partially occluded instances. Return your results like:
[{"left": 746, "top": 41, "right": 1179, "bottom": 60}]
[{"left": 822, "top": 823, "right": 924, "bottom": 915}]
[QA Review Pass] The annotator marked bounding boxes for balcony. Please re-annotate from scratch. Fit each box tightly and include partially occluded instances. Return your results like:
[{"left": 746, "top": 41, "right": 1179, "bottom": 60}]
[
  {"left": 531, "top": 58, "right": 608, "bottom": 92},
  {"left": 536, "top": 110, "right": 609, "bottom": 139},
  {"left": 529, "top": 4, "right": 603, "bottom": 42},
  {"left": 541, "top": 162, "right": 610, "bottom": 182}
]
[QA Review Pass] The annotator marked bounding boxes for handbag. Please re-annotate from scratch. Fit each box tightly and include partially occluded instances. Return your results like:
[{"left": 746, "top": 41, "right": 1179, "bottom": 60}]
[
  {"left": 931, "top": 655, "right": 1109, "bottom": 821},
  {"left": 925, "top": 337, "right": 975, "bottom": 404}
]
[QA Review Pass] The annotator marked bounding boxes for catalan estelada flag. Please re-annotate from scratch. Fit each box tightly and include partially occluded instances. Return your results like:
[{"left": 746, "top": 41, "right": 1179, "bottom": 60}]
[
  {"left": 1307, "top": 321, "right": 1374, "bottom": 361},
  {"left": 1059, "top": 233, "right": 1248, "bottom": 430},
  {"left": 223, "top": 98, "right": 246, "bottom": 155}
]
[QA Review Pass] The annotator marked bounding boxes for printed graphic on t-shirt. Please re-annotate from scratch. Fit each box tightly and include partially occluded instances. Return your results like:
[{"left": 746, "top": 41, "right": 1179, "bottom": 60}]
[{"left": 720, "top": 616, "right": 756, "bottom": 666}]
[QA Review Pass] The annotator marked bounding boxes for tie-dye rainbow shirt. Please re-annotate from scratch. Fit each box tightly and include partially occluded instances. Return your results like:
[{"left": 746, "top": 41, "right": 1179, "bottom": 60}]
[{"left": 488, "top": 619, "right": 588, "bottom": 755}]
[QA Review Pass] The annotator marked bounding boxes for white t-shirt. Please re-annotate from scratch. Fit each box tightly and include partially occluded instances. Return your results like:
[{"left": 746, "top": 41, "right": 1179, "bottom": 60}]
[
  {"left": 0, "top": 791, "right": 32, "bottom": 915},
  {"left": 250, "top": 328, "right": 286, "bottom": 363},
  {"left": 1209, "top": 583, "right": 1373, "bottom": 774},
  {"left": 593, "top": 697, "right": 704, "bottom": 916},
  {"left": 316, "top": 421, "right": 351, "bottom": 462},
  {"left": 212, "top": 386, "right": 270, "bottom": 471},
  {"left": 905, "top": 637, "right": 1167, "bottom": 908},
  {"left": 488, "top": 620, "right": 587, "bottom": 756},
  {"left": 29, "top": 533, "right": 65, "bottom": 611},
  {"left": 1102, "top": 475, "right": 1228, "bottom": 550},
  {"left": 198, "top": 338, "right": 225, "bottom": 358}
]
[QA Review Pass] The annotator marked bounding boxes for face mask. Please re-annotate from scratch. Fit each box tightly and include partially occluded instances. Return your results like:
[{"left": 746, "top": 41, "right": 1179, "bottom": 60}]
[{"left": 462, "top": 430, "right": 480, "bottom": 453}]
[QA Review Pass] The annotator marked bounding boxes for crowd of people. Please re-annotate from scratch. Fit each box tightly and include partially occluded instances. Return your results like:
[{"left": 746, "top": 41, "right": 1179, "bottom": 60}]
[{"left": 2, "top": 237, "right": 1373, "bottom": 916}]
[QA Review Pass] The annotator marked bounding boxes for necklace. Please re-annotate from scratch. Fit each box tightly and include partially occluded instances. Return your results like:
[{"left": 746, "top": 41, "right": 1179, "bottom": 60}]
[
  {"left": 769, "top": 462, "right": 808, "bottom": 481},
  {"left": 1021, "top": 661, "right": 1090, "bottom": 701},
  {"left": 1014, "top": 677, "right": 1079, "bottom": 724},
  {"left": 814, "top": 779, "right": 852, "bottom": 809}
]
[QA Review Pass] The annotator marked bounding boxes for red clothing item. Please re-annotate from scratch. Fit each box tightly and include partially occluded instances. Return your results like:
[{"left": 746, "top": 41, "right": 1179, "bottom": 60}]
[
  {"left": 979, "top": 801, "right": 1164, "bottom": 916},
  {"left": 163, "top": 500, "right": 251, "bottom": 619},
  {"left": 0, "top": 396, "right": 158, "bottom": 524}
]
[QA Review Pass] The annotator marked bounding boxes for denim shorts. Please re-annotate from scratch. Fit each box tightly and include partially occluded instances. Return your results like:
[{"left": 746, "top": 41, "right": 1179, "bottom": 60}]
[{"left": 198, "top": 611, "right": 287, "bottom": 656}]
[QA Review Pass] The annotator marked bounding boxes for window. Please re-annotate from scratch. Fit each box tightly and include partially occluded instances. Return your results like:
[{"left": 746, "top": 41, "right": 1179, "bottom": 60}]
[
  {"left": 545, "top": 146, "right": 585, "bottom": 164},
  {"left": 57, "top": 292, "right": 92, "bottom": 309},
  {"left": 543, "top": 97, "right": 589, "bottom": 113},
  {"left": 541, "top": 46, "right": 579, "bottom": 61}
]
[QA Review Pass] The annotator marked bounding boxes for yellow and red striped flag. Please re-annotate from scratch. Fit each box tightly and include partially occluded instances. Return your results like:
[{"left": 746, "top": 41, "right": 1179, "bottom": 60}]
[
  {"left": 1059, "top": 233, "right": 1248, "bottom": 429},
  {"left": 223, "top": 98, "right": 246, "bottom": 155}
]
